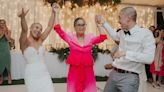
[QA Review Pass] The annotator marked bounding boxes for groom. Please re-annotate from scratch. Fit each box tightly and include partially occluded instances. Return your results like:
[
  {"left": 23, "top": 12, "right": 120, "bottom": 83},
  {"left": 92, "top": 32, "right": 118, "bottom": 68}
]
[{"left": 96, "top": 7, "right": 155, "bottom": 92}]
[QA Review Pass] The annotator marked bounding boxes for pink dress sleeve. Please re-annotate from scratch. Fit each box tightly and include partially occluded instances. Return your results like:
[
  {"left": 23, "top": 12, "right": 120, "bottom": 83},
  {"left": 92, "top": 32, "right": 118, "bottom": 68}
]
[
  {"left": 54, "top": 24, "right": 71, "bottom": 43},
  {"left": 91, "top": 34, "right": 107, "bottom": 45}
]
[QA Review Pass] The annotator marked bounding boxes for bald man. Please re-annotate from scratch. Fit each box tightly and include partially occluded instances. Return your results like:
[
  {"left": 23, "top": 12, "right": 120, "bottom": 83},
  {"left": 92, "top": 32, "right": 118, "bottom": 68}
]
[{"left": 95, "top": 7, "right": 155, "bottom": 92}]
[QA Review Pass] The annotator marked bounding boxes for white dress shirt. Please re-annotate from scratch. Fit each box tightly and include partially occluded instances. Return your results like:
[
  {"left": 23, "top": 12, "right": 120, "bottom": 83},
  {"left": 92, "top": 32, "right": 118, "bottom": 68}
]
[{"left": 103, "top": 22, "right": 156, "bottom": 74}]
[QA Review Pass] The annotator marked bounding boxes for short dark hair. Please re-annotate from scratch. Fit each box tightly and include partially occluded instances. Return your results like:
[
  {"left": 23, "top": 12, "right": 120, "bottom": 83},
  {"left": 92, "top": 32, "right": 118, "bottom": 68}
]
[
  {"left": 149, "top": 25, "right": 155, "bottom": 29},
  {"left": 74, "top": 17, "right": 85, "bottom": 27},
  {"left": 0, "top": 19, "right": 6, "bottom": 24}
]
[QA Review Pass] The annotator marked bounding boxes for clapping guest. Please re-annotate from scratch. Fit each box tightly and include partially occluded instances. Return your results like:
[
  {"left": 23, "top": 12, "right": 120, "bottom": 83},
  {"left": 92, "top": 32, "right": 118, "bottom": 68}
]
[{"left": 0, "top": 19, "right": 14, "bottom": 84}]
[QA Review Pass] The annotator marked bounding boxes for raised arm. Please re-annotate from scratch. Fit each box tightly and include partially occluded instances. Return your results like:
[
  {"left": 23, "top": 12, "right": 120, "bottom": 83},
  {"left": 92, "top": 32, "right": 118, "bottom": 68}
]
[
  {"left": 91, "top": 34, "right": 107, "bottom": 45},
  {"left": 54, "top": 24, "right": 71, "bottom": 43},
  {"left": 40, "top": 3, "right": 60, "bottom": 42},
  {"left": 53, "top": 4, "right": 71, "bottom": 43},
  {"left": 90, "top": 15, "right": 107, "bottom": 45},
  {"left": 95, "top": 15, "right": 106, "bottom": 35},
  {"left": 18, "top": 8, "right": 29, "bottom": 51},
  {"left": 95, "top": 15, "right": 120, "bottom": 41}
]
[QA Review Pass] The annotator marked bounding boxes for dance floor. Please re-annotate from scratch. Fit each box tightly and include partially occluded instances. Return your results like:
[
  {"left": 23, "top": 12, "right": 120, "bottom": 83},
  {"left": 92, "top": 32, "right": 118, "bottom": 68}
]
[{"left": 0, "top": 81, "right": 163, "bottom": 92}]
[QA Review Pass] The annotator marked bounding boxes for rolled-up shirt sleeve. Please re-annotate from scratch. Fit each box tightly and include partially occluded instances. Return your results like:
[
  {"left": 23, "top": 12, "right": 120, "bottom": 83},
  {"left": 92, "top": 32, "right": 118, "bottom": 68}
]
[
  {"left": 103, "top": 22, "right": 120, "bottom": 41},
  {"left": 125, "top": 32, "right": 156, "bottom": 64}
]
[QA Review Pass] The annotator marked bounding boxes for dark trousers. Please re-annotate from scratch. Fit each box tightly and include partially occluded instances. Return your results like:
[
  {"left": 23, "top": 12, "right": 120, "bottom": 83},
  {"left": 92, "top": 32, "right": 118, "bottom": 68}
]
[{"left": 145, "top": 64, "right": 152, "bottom": 80}]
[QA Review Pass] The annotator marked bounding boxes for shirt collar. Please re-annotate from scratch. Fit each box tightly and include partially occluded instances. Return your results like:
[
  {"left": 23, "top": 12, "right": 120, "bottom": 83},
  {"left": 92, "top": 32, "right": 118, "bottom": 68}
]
[{"left": 129, "top": 24, "right": 139, "bottom": 35}]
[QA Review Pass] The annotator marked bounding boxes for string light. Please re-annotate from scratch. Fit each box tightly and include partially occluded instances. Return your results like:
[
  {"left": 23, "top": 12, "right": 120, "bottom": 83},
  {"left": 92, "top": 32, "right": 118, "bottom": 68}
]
[{"left": 0, "top": 0, "right": 155, "bottom": 51}]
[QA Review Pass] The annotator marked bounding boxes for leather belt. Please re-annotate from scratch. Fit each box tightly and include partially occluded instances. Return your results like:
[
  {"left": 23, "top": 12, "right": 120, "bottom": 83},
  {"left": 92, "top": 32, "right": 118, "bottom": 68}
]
[{"left": 114, "top": 67, "right": 138, "bottom": 75}]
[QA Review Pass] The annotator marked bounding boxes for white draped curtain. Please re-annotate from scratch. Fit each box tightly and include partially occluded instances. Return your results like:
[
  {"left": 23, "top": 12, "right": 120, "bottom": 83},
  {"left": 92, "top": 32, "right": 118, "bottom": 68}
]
[{"left": 0, "top": 0, "right": 156, "bottom": 51}]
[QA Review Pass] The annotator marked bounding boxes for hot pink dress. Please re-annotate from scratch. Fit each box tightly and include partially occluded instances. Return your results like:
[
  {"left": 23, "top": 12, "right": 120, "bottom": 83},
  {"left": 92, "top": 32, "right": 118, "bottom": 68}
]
[
  {"left": 54, "top": 24, "right": 107, "bottom": 92},
  {"left": 150, "top": 44, "right": 164, "bottom": 76}
]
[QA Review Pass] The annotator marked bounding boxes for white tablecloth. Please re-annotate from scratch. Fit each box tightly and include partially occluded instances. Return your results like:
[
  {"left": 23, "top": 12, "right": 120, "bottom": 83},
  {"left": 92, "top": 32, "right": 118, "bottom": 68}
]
[{"left": 11, "top": 51, "right": 113, "bottom": 80}]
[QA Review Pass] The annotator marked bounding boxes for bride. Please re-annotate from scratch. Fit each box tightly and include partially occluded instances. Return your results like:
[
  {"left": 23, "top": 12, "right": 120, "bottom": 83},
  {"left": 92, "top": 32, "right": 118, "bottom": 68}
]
[{"left": 18, "top": 3, "right": 59, "bottom": 92}]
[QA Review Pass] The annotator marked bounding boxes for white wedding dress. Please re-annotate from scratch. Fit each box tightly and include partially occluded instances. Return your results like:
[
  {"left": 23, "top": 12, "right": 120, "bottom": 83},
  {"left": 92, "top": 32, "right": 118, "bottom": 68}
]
[{"left": 23, "top": 46, "right": 54, "bottom": 92}]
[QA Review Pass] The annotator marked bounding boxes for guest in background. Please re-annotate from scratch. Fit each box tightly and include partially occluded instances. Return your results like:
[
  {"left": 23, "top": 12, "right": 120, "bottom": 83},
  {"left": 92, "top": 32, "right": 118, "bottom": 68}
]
[
  {"left": 0, "top": 19, "right": 14, "bottom": 84},
  {"left": 149, "top": 25, "right": 156, "bottom": 33},
  {"left": 53, "top": 7, "right": 107, "bottom": 92},
  {"left": 150, "top": 29, "right": 164, "bottom": 88}
]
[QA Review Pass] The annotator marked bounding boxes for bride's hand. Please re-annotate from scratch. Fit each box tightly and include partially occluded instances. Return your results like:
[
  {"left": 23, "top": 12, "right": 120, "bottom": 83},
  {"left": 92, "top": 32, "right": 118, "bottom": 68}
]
[
  {"left": 17, "top": 8, "right": 29, "bottom": 18},
  {"left": 52, "top": 3, "right": 60, "bottom": 15}
]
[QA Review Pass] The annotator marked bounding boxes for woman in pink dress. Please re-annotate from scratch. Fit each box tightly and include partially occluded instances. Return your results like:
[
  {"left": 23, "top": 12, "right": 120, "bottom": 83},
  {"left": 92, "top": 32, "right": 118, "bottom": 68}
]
[
  {"left": 53, "top": 9, "right": 107, "bottom": 92},
  {"left": 150, "top": 29, "right": 164, "bottom": 88}
]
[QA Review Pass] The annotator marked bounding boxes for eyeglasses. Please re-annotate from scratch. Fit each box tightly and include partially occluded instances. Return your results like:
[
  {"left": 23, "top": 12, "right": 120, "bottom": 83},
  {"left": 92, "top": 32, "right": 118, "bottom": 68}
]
[{"left": 75, "top": 24, "right": 86, "bottom": 27}]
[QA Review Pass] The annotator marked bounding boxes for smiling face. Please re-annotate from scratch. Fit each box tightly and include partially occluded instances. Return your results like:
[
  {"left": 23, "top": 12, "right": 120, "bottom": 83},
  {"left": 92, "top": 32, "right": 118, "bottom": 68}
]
[
  {"left": 74, "top": 18, "right": 86, "bottom": 35},
  {"left": 30, "top": 23, "right": 42, "bottom": 40}
]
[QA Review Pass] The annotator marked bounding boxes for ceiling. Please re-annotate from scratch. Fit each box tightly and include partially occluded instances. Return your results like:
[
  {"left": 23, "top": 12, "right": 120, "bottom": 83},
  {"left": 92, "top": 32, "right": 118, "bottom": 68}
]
[{"left": 122, "top": 0, "right": 164, "bottom": 7}]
